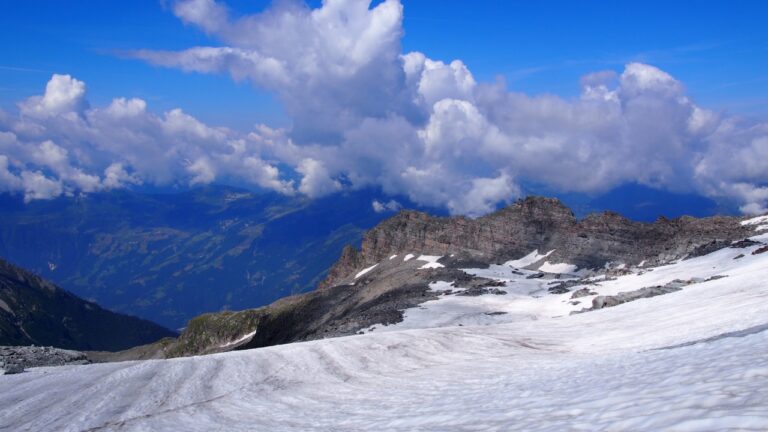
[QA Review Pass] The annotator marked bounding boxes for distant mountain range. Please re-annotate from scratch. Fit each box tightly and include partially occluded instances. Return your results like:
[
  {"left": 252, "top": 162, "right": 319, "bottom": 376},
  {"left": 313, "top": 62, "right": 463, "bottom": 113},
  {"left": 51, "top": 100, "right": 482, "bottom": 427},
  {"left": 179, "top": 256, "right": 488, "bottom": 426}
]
[
  {"left": 0, "top": 186, "right": 414, "bottom": 329},
  {"left": 0, "top": 258, "right": 175, "bottom": 351}
]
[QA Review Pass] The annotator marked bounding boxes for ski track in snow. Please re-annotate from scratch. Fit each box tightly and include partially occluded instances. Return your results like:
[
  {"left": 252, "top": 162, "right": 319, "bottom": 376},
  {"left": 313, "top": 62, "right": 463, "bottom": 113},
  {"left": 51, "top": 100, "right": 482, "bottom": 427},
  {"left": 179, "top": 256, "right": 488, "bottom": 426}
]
[{"left": 2, "top": 243, "right": 768, "bottom": 431}]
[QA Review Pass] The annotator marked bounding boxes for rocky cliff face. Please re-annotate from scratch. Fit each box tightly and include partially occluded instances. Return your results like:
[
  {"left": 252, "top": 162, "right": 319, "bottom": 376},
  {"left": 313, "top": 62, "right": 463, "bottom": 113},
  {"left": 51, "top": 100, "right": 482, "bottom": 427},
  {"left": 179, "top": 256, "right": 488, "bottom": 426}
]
[{"left": 320, "top": 197, "right": 751, "bottom": 289}]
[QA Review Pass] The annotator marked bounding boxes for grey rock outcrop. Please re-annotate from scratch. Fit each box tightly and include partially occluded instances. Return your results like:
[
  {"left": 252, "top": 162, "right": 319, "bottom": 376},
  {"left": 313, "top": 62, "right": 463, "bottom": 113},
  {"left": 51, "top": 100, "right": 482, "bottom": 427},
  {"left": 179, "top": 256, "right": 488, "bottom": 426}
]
[
  {"left": 320, "top": 197, "right": 752, "bottom": 290},
  {"left": 576, "top": 278, "right": 711, "bottom": 313},
  {"left": 588, "top": 284, "right": 682, "bottom": 310},
  {"left": 0, "top": 346, "right": 89, "bottom": 370},
  {"left": 571, "top": 288, "right": 598, "bottom": 299},
  {"left": 2, "top": 362, "right": 24, "bottom": 374}
]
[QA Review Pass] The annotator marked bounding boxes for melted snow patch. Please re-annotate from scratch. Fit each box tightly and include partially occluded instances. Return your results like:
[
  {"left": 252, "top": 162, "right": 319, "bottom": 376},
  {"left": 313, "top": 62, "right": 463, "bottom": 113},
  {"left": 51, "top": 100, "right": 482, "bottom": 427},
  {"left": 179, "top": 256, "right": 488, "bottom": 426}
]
[
  {"left": 389, "top": 255, "right": 398, "bottom": 260},
  {"left": 355, "top": 264, "right": 379, "bottom": 279},
  {"left": 403, "top": 254, "right": 415, "bottom": 262},
  {"left": 539, "top": 261, "right": 579, "bottom": 274},
  {"left": 219, "top": 330, "right": 257, "bottom": 349},
  {"left": 417, "top": 255, "right": 444, "bottom": 269},
  {"left": 505, "top": 249, "right": 555, "bottom": 268}
]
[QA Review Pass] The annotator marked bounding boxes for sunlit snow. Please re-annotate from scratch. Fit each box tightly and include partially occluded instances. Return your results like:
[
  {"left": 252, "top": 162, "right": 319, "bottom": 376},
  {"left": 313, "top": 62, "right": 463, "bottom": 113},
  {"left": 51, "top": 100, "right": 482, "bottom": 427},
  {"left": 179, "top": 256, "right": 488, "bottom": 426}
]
[
  {"left": 218, "top": 330, "right": 258, "bottom": 349},
  {"left": 1, "top": 242, "right": 767, "bottom": 431},
  {"left": 416, "top": 255, "right": 444, "bottom": 269},
  {"left": 538, "top": 261, "right": 578, "bottom": 274},
  {"left": 741, "top": 214, "right": 768, "bottom": 226},
  {"left": 354, "top": 263, "right": 378, "bottom": 279},
  {"left": 504, "top": 249, "right": 554, "bottom": 268}
]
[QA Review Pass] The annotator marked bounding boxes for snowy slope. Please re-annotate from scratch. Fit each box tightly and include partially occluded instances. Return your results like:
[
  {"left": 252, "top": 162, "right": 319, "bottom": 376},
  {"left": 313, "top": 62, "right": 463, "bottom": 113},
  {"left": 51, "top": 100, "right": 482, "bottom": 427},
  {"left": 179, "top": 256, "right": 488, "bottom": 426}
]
[
  {"left": 365, "top": 240, "right": 767, "bottom": 333},
  {"left": 1, "top": 238, "right": 768, "bottom": 431}
]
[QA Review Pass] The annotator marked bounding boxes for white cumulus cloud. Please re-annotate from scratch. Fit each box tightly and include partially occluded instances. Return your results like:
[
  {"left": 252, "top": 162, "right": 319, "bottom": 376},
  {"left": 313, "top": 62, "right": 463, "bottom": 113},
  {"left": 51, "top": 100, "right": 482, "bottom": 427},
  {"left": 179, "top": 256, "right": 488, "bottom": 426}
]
[
  {"left": 1, "top": 1, "right": 767, "bottom": 216},
  {"left": 372, "top": 199, "right": 402, "bottom": 213}
]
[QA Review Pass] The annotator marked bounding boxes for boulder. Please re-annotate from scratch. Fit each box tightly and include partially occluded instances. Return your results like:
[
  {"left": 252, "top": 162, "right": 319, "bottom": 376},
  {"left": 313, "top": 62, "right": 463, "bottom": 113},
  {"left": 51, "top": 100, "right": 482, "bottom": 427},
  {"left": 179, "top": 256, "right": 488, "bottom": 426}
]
[{"left": 3, "top": 362, "right": 24, "bottom": 375}]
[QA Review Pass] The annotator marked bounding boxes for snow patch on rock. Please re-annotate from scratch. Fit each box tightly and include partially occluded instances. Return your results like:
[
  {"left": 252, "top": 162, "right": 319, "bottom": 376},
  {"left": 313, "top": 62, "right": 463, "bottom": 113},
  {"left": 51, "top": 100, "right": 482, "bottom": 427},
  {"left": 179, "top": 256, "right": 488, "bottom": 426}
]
[
  {"left": 539, "top": 261, "right": 578, "bottom": 274},
  {"left": 355, "top": 264, "right": 379, "bottom": 279},
  {"left": 219, "top": 330, "right": 258, "bottom": 349},
  {"left": 417, "top": 255, "right": 444, "bottom": 269},
  {"left": 505, "top": 249, "right": 554, "bottom": 268},
  {"left": 741, "top": 215, "right": 768, "bottom": 226}
]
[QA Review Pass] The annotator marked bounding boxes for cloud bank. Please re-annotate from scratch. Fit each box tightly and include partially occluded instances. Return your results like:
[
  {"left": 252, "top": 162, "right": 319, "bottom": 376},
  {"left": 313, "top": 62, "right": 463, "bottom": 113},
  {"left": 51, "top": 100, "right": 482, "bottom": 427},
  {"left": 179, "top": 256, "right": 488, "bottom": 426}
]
[{"left": 1, "top": 0, "right": 767, "bottom": 216}]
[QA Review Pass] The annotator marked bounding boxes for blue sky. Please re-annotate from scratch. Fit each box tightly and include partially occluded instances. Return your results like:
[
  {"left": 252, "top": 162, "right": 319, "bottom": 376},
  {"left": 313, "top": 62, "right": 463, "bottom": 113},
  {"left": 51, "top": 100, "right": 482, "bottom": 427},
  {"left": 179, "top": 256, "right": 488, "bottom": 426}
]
[
  {"left": 0, "top": 0, "right": 767, "bottom": 217},
  {"left": 2, "top": 0, "right": 766, "bottom": 129}
]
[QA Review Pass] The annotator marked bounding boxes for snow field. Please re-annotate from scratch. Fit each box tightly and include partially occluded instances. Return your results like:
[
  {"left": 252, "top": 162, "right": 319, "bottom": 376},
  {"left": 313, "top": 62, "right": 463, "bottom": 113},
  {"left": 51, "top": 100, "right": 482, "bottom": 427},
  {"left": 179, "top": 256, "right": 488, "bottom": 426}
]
[{"left": 1, "top": 241, "right": 767, "bottom": 430}]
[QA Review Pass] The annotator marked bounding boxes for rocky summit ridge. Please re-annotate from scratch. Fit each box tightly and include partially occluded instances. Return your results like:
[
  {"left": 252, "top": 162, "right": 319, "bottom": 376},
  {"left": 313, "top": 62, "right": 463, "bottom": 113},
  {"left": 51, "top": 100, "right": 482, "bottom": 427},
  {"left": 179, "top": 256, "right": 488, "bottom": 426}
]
[{"left": 320, "top": 196, "right": 751, "bottom": 289}]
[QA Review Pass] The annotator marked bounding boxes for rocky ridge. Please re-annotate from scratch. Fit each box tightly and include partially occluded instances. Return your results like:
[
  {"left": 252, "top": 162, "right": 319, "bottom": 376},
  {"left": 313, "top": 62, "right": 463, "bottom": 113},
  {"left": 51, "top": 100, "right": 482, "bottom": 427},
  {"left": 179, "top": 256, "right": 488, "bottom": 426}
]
[
  {"left": 320, "top": 197, "right": 751, "bottom": 289},
  {"left": 1, "top": 346, "right": 89, "bottom": 374}
]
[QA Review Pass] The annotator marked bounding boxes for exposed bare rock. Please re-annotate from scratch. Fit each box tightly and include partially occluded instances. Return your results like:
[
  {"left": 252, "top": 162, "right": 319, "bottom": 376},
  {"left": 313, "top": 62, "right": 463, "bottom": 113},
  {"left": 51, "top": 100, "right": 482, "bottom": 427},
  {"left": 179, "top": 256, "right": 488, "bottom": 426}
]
[
  {"left": 0, "top": 345, "right": 89, "bottom": 371},
  {"left": 575, "top": 278, "right": 712, "bottom": 313},
  {"left": 456, "top": 287, "right": 507, "bottom": 297},
  {"left": 731, "top": 239, "right": 760, "bottom": 249},
  {"left": 571, "top": 288, "right": 598, "bottom": 299},
  {"left": 2, "top": 362, "right": 23, "bottom": 374},
  {"left": 317, "top": 245, "right": 364, "bottom": 290},
  {"left": 548, "top": 279, "right": 592, "bottom": 294},
  {"left": 320, "top": 197, "right": 752, "bottom": 290}
]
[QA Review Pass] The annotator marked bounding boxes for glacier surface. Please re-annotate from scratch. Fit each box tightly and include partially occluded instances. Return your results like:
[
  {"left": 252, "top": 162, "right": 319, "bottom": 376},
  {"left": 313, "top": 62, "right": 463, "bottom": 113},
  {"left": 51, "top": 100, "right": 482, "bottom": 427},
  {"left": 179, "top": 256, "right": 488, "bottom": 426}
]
[{"left": 1, "top": 241, "right": 768, "bottom": 431}]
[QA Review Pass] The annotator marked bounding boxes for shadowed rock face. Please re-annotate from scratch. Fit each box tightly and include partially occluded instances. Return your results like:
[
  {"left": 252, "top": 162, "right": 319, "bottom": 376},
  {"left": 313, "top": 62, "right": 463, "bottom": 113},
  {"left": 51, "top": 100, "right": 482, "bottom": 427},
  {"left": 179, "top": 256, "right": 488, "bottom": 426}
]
[
  {"left": 0, "top": 259, "right": 176, "bottom": 351},
  {"left": 320, "top": 197, "right": 751, "bottom": 289}
]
